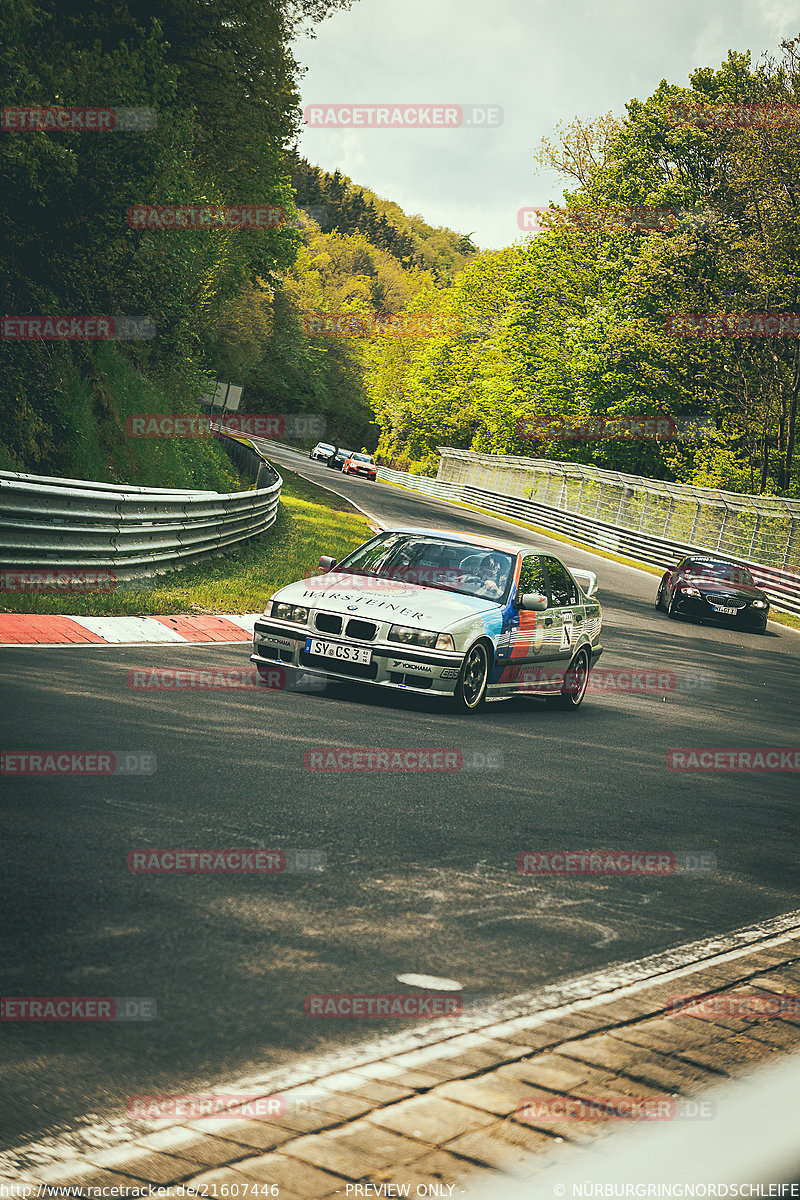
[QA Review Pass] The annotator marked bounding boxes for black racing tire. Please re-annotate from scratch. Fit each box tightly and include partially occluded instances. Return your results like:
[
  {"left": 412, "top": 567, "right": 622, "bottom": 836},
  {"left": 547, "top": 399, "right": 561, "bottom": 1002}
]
[
  {"left": 545, "top": 646, "right": 591, "bottom": 711},
  {"left": 453, "top": 640, "right": 490, "bottom": 713},
  {"left": 667, "top": 590, "right": 680, "bottom": 618},
  {"left": 655, "top": 583, "right": 665, "bottom": 611}
]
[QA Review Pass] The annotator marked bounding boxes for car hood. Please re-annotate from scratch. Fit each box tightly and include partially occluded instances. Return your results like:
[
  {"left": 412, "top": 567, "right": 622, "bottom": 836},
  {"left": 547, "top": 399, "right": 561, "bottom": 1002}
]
[
  {"left": 271, "top": 572, "right": 498, "bottom": 629},
  {"left": 686, "top": 578, "right": 767, "bottom": 601}
]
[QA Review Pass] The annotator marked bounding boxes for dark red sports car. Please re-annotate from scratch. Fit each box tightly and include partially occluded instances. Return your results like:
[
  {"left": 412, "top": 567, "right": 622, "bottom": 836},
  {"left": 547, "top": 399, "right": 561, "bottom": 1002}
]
[{"left": 655, "top": 556, "right": 770, "bottom": 631}]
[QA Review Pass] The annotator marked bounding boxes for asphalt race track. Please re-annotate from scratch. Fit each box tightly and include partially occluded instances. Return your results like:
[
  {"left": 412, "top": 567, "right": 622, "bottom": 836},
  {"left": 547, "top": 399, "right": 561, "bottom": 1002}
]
[{"left": 2, "top": 445, "right": 799, "bottom": 1153}]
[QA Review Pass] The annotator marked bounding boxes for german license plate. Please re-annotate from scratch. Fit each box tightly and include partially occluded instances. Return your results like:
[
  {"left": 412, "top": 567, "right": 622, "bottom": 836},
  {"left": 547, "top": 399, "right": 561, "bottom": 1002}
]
[
  {"left": 305, "top": 637, "right": 372, "bottom": 664},
  {"left": 711, "top": 604, "right": 737, "bottom": 615}
]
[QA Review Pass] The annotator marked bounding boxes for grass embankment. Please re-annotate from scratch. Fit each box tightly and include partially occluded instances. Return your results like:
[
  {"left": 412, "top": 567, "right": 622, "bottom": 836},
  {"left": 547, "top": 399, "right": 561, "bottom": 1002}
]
[
  {"left": 1, "top": 468, "right": 374, "bottom": 616},
  {"left": 2, "top": 343, "right": 241, "bottom": 493}
]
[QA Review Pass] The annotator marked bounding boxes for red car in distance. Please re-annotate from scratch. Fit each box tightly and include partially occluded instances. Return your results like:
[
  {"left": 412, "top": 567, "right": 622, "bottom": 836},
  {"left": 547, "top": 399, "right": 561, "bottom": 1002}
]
[{"left": 342, "top": 452, "right": 377, "bottom": 480}]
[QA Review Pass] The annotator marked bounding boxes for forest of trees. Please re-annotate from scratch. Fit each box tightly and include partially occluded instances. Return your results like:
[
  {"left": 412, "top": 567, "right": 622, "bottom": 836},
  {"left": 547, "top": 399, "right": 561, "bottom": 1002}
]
[
  {"left": 0, "top": 0, "right": 356, "bottom": 480},
  {"left": 370, "top": 41, "right": 800, "bottom": 495},
  {"left": 2, "top": 3, "right": 798, "bottom": 499},
  {"left": 0, "top": 0, "right": 475, "bottom": 478}
]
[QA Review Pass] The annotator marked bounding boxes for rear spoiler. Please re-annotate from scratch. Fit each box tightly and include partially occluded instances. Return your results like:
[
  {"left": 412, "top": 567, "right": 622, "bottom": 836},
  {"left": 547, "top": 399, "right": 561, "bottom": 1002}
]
[{"left": 572, "top": 569, "right": 599, "bottom": 598}]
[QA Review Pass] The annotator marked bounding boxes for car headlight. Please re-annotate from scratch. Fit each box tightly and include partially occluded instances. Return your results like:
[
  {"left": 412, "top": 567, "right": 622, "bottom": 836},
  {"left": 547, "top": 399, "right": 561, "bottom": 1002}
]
[
  {"left": 681, "top": 586, "right": 701, "bottom": 597},
  {"left": 388, "top": 625, "right": 454, "bottom": 651},
  {"left": 270, "top": 602, "right": 309, "bottom": 624},
  {"left": 751, "top": 599, "right": 767, "bottom": 608}
]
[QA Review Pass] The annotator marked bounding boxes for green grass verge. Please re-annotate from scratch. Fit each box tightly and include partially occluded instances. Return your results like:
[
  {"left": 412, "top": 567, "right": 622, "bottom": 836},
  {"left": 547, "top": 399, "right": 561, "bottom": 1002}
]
[
  {"left": 1, "top": 468, "right": 375, "bottom": 616},
  {"left": 381, "top": 479, "right": 800, "bottom": 633}
]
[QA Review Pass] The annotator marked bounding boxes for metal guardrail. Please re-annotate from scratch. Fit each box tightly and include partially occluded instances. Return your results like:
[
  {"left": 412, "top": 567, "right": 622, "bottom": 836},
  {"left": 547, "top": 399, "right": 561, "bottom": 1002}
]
[
  {"left": 0, "top": 433, "right": 282, "bottom": 579},
  {"left": 375, "top": 462, "right": 800, "bottom": 616},
  {"left": 438, "top": 448, "right": 800, "bottom": 566}
]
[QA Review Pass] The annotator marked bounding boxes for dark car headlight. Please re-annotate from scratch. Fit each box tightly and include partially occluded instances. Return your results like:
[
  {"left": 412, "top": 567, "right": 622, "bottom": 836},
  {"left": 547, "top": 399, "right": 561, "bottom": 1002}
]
[
  {"left": 751, "top": 599, "right": 767, "bottom": 608},
  {"left": 681, "top": 586, "right": 701, "bottom": 597},
  {"left": 269, "top": 602, "right": 309, "bottom": 624},
  {"left": 388, "top": 625, "right": 454, "bottom": 651}
]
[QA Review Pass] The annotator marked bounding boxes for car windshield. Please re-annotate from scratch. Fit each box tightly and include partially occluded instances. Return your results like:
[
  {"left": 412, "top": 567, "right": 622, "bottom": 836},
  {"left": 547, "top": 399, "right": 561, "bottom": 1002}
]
[
  {"left": 318, "top": 444, "right": 334, "bottom": 453},
  {"left": 685, "top": 560, "right": 754, "bottom": 586},
  {"left": 336, "top": 533, "right": 516, "bottom": 601},
  {"left": 351, "top": 453, "right": 372, "bottom": 463},
  {"left": 338, "top": 449, "right": 353, "bottom": 457}
]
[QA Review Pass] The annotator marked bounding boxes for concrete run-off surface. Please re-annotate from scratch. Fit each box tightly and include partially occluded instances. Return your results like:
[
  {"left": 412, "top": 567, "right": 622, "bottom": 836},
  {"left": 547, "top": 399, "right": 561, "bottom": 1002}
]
[{"left": 7, "top": 922, "right": 800, "bottom": 1195}]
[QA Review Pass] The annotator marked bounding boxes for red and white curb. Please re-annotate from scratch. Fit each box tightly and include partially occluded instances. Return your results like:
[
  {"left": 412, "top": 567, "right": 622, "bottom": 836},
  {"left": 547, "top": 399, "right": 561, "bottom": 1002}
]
[{"left": 0, "top": 612, "right": 259, "bottom": 646}]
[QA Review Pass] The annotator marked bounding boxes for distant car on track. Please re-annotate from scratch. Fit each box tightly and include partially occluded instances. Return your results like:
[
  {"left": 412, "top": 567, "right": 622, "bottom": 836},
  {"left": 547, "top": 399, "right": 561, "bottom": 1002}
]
[
  {"left": 251, "top": 528, "right": 603, "bottom": 712},
  {"left": 326, "top": 447, "right": 353, "bottom": 470},
  {"left": 342, "top": 452, "right": 377, "bottom": 480},
  {"left": 310, "top": 441, "right": 335, "bottom": 462},
  {"left": 655, "top": 556, "right": 769, "bottom": 631}
]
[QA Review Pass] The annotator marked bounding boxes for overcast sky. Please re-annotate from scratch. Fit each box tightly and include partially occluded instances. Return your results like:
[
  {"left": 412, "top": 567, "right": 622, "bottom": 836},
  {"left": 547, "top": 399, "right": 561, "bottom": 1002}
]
[{"left": 293, "top": 0, "right": 799, "bottom": 251}]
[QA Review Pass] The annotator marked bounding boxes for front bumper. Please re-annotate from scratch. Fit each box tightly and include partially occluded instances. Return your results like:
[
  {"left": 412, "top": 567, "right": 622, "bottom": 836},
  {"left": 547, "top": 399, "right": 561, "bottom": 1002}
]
[
  {"left": 251, "top": 620, "right": 465, "bottom": 697},
  {"left": 673, "top": 595, "right": 768, "bottom": 627}
]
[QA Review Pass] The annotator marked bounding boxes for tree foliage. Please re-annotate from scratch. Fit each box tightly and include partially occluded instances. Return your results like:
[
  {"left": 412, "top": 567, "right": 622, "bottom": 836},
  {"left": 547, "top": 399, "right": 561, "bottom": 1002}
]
[{"left": 371, "top": 38, "right": 800, "bottom": 495}]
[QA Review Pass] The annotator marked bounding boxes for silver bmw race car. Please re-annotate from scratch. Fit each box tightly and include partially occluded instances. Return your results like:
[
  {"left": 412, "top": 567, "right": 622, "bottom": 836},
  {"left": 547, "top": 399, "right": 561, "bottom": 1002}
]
[{"left": 251, "top": 528, "right": 603, "bottom": 712}]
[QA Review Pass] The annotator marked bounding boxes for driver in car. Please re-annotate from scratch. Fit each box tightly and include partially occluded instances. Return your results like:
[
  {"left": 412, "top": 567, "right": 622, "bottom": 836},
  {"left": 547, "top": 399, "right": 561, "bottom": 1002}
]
[{"left": 476, "top": 553, "right": 507, "bottom": 600}]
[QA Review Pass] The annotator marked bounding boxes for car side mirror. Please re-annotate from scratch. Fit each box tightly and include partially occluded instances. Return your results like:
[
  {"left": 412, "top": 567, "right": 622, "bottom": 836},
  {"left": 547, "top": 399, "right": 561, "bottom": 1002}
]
[
  {"left": 318, "top": 555, "right": 337, "bottom": 571},
  {"left": 520, "top": 591, "right": 548, "bottom": 611}
]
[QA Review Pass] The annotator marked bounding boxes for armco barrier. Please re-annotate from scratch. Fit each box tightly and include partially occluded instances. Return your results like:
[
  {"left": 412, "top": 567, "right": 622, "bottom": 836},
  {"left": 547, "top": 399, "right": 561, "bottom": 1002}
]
[
  {"left": 438, "top": 448, "right": 800, "bottom": 569},
  {"left": 0, "top": 433, "right": 281, "bottom": 579},
  {"left": 374, "top": 457, "right": 800, "bottom": 617}
]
